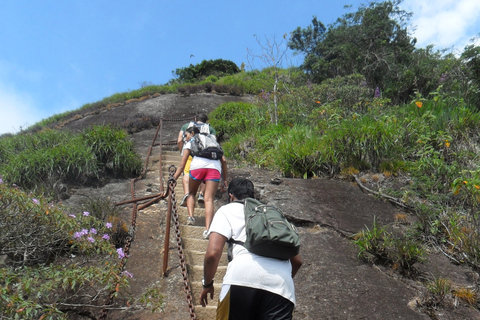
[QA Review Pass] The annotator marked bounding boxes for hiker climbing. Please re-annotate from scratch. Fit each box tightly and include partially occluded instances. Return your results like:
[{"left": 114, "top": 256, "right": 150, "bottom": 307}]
[
  {"left": 200, "top": 177, "right": 302, "bottom": 319},
  {"left": 173, "top": 123, "right": 227, "bottom": 239},
  {"left": 177, "top": 112, "right": 217, "bottom": 206}
]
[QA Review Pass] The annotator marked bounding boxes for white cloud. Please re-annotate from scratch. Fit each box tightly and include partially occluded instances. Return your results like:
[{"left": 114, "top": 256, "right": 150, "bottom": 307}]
[
  {"left": 0, "top": 84, "right": 41, "bottom": 135},
  {"left": 402, "top": 0, "right": 480, "bottom": 50}
]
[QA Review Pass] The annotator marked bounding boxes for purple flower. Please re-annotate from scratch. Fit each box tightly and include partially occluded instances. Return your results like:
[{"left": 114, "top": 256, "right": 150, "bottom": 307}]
[
  {"left": 73, "top": 232, "right": 82, "bottom": 239},
  {"left": 117, "top": 248, "right": 125, "bottom": 259},
  {"left": 87, "top": 237, "right": 95, "bottom": 243},
  {"left": 122, "top": 270, "right": 133, "bottom": 278},
  {"left": 0, "top": 178, "right": 3, "bottom": 184},
  {"left": 90, "top": 228, "right": 97, "bottom": 235},
  {"left": 102, "top": 234, "right": 110, "bottom": 240},
  {"left": 32, "top": 198, "right": 39, "bottom": 204},
  {"left": 83, "top": 211, "right": 90, "bottom": 216},
  {"left": 374, "top": 87, "right": 381, "bottom": 98},
  {"left": 80, "top": 229, "right": 89, "bottom": 236},
  {"left": 69, "top": 214, "right": 76, "bottom": 218},
  {"left": 106, "top": 222, "right": 113, "bottom": 229}
]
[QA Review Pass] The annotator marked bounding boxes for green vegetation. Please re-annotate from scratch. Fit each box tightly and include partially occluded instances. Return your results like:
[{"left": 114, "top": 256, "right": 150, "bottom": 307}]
[
  {"left": 0, "top": 126, "right": 142, "bottom": 196},
  {"left": 171, "top": 58, "right": 241, "bottom": 84},
  {"left": 0, "top": 184, "right": 163, "bottom": 318},
  {"left": 1, "top": 0, "right": 480, "bottom": 317}
]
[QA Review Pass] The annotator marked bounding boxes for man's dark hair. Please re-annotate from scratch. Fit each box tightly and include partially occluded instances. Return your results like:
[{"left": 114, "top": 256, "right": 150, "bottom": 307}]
[
  {"left": 195, "top": 112, "right": 208, "bottom": 123},
  {"left": 228, "top": 178, "right": 254, "bottom": 200}
]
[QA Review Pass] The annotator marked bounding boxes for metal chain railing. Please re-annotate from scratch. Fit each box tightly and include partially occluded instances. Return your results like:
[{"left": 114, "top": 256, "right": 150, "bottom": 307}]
[{"left": 166, "top": 165, "right": 197, "bottom": 319}]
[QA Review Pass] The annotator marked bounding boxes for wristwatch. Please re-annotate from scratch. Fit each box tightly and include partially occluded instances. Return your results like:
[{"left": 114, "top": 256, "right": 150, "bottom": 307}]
[{"left": 202, "top": 279, "right": 214, "bottom": 288}]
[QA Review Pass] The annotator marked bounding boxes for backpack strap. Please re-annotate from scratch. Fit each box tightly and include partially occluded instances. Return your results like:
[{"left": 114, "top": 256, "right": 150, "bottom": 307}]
[{"left": 226, "top": 200, "right": 246, "bottom": 262}]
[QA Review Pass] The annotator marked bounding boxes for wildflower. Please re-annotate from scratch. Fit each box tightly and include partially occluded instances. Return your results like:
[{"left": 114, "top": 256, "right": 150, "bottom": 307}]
[
  {"left": 83, "top": 211, "right": 90, "bottom": 216},
  {"left": 416, "top": 101, "right": 422, "bottom": 108},
  {"left": 81, "top": 229, "right": 89, "bottom": 236},
  {"left": 87, "top": 237, "right": 95, "bottom": 243},
  {"left": 475, "top": 185, "right": 480, "bottom": 190},
  {"left": 316, "top": 100, "right": 321, "bottom": 104},
  {"left": 445, "top": 140, "right": 450, "bottom": 148},
  {"left": 73, "top": 232, "right": 83, "bottom": 239},
  {"left": 0, "top": 178, "right": 3, "bottom": 184},
  {"left": 106, "top": 222, "right": 113, "bottom": 229},
  {"left": 102, "top": 234, "right": 110, "bottom": 240},
  {"left": 464, "top": 181, "right": 468, "bottom": 184},
  {"left": 69, "top": 214, "right": 76, "bottom": 218},
  {"left": 122, "top": 270, "right": 134, "bottom": 278},
  {"left": 117, "top": 248, "right": 126, "bottom": 259},
  {"left": 90, "top": 228, "right": 97, "bottom": 235},
  {"left": 374, "top": 87, "right": 380, "bottom": 98},
  {"left": 32, "top": 198, "right": 39, "bottom": 204}
]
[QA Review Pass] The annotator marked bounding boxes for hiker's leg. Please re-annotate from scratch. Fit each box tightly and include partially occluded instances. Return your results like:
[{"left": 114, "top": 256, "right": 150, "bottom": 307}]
[
  {"left": 203, "top": 180, "right": 219, "bottom": 230},
  {"left": 203, "top": 169, "right": 221, "bottom": 230},
  {"left": 187, "top": 175, "right": 202, "bottom": 218},
  {"left": 199, "top": 181, "right": 205, "bottom": 197}
]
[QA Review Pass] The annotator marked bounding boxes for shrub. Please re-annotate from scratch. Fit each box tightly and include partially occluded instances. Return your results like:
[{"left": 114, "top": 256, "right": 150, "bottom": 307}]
[
  {"left": 0, "top": 183, "right": 161, "bottom": 318},
  {"left": 354, "top": 218, "right": 425, "bottom": 275},
  {"left": 273, "top": 125, "right": 322, "bottom": 178},
  {"left": 209, "top": 102, "right": 260, "bottom": 140},
  {"left": 81, "top": 125, "right": 142, "bottom": 177},
  {"left": 0, "top": 126, "right": 142, "bottom": 195}
]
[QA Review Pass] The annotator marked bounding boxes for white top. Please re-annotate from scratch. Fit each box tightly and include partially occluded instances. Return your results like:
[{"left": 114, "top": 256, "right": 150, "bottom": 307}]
[
  {"left": 184, "top": 139, "right": 222, "bottom": 173},
  {"left": 209, "top": 202, "right": 296, "bottom": 305}
]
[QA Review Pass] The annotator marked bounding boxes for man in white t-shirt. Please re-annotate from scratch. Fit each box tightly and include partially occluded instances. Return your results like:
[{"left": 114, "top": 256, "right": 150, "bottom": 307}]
[{"left": 199, "top": 178, "right": 303, "bottom": 319}]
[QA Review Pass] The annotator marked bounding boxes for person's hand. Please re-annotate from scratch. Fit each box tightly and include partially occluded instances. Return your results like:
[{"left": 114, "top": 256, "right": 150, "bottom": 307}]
[
  {"left": 200, "top": 286, "right": 214, "bottom": 307},
  {"left": 220, "top": 180, "right": 227, "bottom": 192}
]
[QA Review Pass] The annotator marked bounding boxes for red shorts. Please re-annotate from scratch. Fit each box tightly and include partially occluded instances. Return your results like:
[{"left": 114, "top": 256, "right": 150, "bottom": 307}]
[{"left": 189, "top": 168, "right": 221, "bottom": 182}]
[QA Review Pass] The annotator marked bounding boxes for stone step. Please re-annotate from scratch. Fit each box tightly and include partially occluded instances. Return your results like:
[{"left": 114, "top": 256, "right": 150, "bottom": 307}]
[
  {"left": 180, "top": 225, "right": 209, "bottom": 238},
  {"left": 188, "top": 265, "right": 227, "bottom": 282},
  {"left": 194, "top": 305, "right": 217, "bottom": 320}
]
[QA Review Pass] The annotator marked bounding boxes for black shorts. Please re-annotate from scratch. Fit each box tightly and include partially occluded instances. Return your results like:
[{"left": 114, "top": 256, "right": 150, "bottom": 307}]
[{"left": 216, "top": 285, "right": 294, "bottom": 320}]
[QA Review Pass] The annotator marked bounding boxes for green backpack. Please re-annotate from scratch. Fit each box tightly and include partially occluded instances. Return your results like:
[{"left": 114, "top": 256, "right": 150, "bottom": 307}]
[{"left": 229, "top": 198, "right": 301, "bottom": 261}]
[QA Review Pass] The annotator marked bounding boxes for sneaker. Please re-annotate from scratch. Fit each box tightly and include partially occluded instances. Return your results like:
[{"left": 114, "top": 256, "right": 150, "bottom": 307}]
[
  {"left": 180, "top": 193, "right": 189, "bottom": 207},
  {"left": 198, "top": 193, "right": 204, "bottom": 204},
  {"left": 187, "top": 216, "right": 195, "bottom": 225},
  {"left": 203, "top": 229, "right": 210, "bottom": 240}
]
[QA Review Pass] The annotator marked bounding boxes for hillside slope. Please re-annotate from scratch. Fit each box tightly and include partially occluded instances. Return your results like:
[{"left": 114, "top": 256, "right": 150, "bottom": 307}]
[{"left": 61, "top": 93, "right": 479, "bottom": 319}]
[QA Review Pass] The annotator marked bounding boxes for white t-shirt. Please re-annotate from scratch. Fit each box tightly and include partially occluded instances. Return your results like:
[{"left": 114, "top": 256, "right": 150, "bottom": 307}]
[
  {"left": 209, "top": 202, "right": 296, "bottom": 305},
  {"left": 184, "top": 139, "right": 222, "bottom": 173}
]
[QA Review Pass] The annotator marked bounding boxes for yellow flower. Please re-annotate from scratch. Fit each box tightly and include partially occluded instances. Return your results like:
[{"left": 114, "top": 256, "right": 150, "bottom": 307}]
[
  {"left": 445, "top": 140, "right": 450, "bottom": 148},
  {"left": 464, "top": 181, "right": 468, "bottom": 184},
  {"left": 475, "top": 185, "right": 480, "bottom": 189},
  {"left": 316, "top": 100, "right": 321, "bottom": 104},
  {"left": 416, "top": 101, "right": 423, "bottom": 108}
]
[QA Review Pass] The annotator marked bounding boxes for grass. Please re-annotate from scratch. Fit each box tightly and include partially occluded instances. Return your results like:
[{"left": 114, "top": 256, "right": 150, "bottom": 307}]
[{"left": 0, "top": 126, "right": 142, "bottom": 197}]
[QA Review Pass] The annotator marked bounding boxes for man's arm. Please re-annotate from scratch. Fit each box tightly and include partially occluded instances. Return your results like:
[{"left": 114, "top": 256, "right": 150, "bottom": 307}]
[
  {"left": 177, "top": 130, "right": 184, "bottom": 151},
  {"left": 220, "top": 156, "right": 228, "bottom": 192},
  {"left": 290, "top": 254, "right": 303, "bottom": 278},
  {"left": 200, "top": 232, "right": 227, "bottom": 307}
]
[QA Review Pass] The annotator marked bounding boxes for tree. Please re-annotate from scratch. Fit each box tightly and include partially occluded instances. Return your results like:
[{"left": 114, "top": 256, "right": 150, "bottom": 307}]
[
  {"left": 172, "top": 59, "right": 240, "bottom": 83},
  {"left": 289, "top": 1, "right": 417, "bottom": 102},
  {"left": 247, "top": 34, "right": 293, "bottom": 124}
]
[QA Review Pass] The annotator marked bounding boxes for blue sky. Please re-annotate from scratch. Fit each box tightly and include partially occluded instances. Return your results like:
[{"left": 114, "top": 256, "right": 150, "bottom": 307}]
[{"left": 1, "top": 0, "right": 479, "bottom": 135}]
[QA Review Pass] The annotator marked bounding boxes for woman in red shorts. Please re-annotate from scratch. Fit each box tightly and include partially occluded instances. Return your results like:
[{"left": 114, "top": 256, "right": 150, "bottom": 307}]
[{"left": 173, "top": 126, "right": 228, "bottom": 238}]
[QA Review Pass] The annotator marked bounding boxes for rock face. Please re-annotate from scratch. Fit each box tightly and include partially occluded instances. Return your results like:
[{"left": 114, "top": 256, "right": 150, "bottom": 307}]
[{"left": 61, "top": 93, "right": 479, "bottom": 320}]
